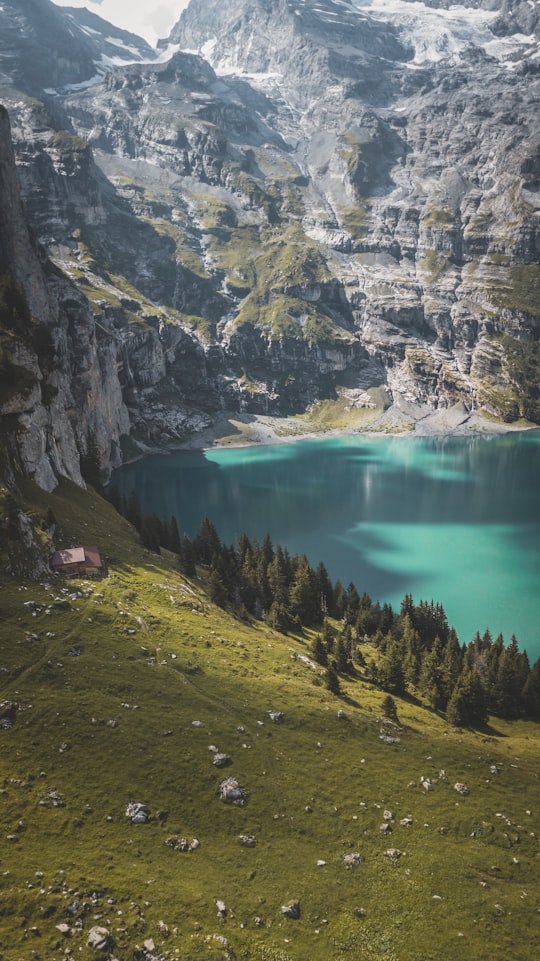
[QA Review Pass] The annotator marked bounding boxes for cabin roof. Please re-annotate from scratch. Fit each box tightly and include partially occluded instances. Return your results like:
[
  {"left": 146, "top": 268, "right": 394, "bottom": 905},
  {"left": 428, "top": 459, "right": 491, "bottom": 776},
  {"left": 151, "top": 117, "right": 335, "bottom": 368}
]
[{"left": 50, "top": 546, "right": 102, "bottom": 568}]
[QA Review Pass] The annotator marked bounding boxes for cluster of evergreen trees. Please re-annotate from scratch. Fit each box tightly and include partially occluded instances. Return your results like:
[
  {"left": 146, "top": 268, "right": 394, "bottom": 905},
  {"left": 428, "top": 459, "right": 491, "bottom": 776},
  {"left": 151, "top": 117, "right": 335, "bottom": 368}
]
[{"left": 107, "top": 486, "right": 540, "bottom": 725}]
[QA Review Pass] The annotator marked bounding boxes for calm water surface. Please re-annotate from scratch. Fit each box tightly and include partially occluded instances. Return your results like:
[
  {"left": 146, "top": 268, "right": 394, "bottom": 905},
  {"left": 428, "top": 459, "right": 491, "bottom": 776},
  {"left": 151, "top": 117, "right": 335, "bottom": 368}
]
[{"left": 111, "top": 432, "right": 540, "bottom": 661}]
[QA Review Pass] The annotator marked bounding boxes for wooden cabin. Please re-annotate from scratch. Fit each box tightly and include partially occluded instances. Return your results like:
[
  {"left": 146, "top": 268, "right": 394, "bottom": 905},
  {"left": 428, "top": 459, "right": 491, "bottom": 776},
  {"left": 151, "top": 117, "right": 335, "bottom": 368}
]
[{"left": 50, "top": 546, "right": 103, "bottom": 577}]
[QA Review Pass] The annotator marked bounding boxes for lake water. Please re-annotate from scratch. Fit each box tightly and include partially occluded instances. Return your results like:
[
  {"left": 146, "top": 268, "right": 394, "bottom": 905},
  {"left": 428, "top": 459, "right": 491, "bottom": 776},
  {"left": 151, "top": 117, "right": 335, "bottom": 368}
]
[{"left": 111, "top": 432, "right": 540, "bottom": 662}]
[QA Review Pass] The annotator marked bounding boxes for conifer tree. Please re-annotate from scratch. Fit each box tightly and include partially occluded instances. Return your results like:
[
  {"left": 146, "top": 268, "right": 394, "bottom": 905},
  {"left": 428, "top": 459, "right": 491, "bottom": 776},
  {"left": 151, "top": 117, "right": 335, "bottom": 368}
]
[
  {"left": 439, "top": 629, "right": 462, "bottom": 708},
  {"left": 335, "top": 634, "right": 351, "bottom": 675},
  {"left": 289, "top": 558, "right": 321, "bottom": 625},
  {"left": 522, "top": 658, "right": 540, "bottom": 717},
  {"left": 381, "top": 694, "right": 399, "bottom": 723},
  {"left": 208, "top": 566, "right": 228, "bottom": 607},
  {"left": 449, "top": 668, "right": 488, "bottom": 728},
  {"left": 179, "top": 533, "right": 196, "bottom": 577},
  {"left": 418, "top": 638, "right": 444, "bottom": 710},
  {"left": 267, "top": 544, "right": 289, "bottom": 606},
  {"left": 266, "top": 600, "right": 292, "bottom": 634},
  {"left": 333, "top": 580, "right": 347, "bottom": 619},
  {"left": 196, "top": 515, "right": 221, "bottom": 565},
  {"left": 311, "top": 633, "right": 328, "bottom": 667},
  {"left": 321, "top": 619, "right": 336, "bottom": 655},
  {"left": 326, "top": 659, "right": 341, "bottom": 695},
  {"left": 315, "top": 561, "right": 334, "bottom": 617},
  {"left": 378, "top": 639, "right": 405, "bottom": 694}
]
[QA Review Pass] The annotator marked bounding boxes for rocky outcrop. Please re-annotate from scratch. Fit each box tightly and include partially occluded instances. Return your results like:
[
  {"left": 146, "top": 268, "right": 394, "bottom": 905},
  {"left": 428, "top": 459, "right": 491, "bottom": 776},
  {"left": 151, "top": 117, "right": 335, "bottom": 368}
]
[
  {"left": 0, "top": 105, "right": 130, "bottom": 489},
  {"left": 1, "top": 0, "right": 540, "bottom": 492}
]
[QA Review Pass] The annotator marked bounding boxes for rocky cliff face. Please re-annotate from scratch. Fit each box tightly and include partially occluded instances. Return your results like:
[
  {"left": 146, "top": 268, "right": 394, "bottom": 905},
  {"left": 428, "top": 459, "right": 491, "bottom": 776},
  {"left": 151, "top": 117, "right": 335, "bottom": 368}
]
[
  {"left": 0, "top": 105, "right": 129, "bottom": 490},
  {"left": 1, "top": 0, "right": 539, "bottom": 489}
]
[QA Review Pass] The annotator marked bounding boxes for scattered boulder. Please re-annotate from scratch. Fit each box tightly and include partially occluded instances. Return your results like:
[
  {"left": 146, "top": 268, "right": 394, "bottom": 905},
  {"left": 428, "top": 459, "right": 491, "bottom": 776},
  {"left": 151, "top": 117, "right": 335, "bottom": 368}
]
[
  {"left": 0, "top": 700, "right": 18, "bottom": 729},
  {"left": 267, "top": 711, "right": 284, "bottom": 723},
  {"left": 380, "top": 822, "right": 392, "bottom": 834},
  {"left": 239, "top": 834, "right": 257, "bottom": 847},
  {"left": 379, "top": 733, "right": 400, "bottom": 744},
  {"left": 420, "top": 777, "right": 433, "bottom": 791},
  {"left": 216, "top": 899, "right": 227, "bottom": 921},
  {"left": 87, "top": 926, "right": 111, "bottom": 950},
  {"left": 281, "top": 901, "right": 300, "bottom": 920},
  {"left": 213, "top": 753, "right": 232, "bottom": 768},
  {"left": 218, "top": 778, "right": 247, "bottom": 805},
  {"left": 126, "top": 802, "right": 150, "bottom": 824},
  {"left": 165, "top": 836, "right": 199, "bottom": 852},
  {"left": 39, "top": 787, "right": 65, "bottom": 808},
  {"left": 400, "top": 817, "right": 413, "bottom": 827},
  {"left": 383, "top": 810, "right": 394, "bottom": 821},
  {"left": 55, "top": 923, "right": 71, "bottom": 936},
  {"left": 385, "top": 848, "right": 402, "bottom": 859},
  {"left": 454, "top": 782, "right": 469, "bottom": 796},
  {"left": 337, "top": 709, "right": 346, "bottom": 720},
  {"left": 343, "top": 853, "right": 362, "bottom": 869}
]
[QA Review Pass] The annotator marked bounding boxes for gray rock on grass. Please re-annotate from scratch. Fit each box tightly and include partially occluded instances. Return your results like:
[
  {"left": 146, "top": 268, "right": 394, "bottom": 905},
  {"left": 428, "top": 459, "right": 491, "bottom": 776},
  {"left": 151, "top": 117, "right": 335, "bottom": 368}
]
[
  {"left": 281, "top": 900, "right": 300, "bottom": 919},
  {"left": 126, "top": 801, "right": 149, "bottom": 823},
  {"left": 87, "top": 926, "right": 111, "bottom": 950},
  {"left": 218, "top": 777, "right": 247, "bottom": 805}
]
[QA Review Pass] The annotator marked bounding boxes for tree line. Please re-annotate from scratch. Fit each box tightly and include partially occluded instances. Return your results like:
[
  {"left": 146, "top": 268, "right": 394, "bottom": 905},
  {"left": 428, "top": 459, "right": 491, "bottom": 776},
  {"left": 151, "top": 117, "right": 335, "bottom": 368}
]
[{"left": 106, "top": 485, "right": 540, "bottom": 726}]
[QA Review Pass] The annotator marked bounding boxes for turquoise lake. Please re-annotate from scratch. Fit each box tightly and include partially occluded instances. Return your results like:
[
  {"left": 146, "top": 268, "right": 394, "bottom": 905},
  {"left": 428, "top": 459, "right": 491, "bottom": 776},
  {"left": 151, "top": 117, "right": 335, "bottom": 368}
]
[{"left": 111, "top": 431, "right": 540, "bottom": 662}]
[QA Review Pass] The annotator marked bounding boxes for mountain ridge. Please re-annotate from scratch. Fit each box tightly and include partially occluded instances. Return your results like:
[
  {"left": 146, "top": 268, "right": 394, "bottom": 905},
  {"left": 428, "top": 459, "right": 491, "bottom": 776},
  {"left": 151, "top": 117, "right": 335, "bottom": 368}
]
[{"left": 0, "top": 0, "right": 539, "bottom": 491}]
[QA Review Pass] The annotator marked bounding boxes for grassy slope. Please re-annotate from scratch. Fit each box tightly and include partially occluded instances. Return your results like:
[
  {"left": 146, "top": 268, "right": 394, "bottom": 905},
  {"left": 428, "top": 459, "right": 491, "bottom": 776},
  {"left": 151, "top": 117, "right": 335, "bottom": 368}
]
[{"left": 0, "top": 482, "right": 538, "bottom": 961}]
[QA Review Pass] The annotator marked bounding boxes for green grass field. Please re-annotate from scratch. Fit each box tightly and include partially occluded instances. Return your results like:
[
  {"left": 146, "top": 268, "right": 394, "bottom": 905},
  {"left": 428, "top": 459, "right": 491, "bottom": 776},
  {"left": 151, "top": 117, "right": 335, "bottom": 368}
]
[{"left": 0, "top": 482, "right": 538, "bottom": 960}]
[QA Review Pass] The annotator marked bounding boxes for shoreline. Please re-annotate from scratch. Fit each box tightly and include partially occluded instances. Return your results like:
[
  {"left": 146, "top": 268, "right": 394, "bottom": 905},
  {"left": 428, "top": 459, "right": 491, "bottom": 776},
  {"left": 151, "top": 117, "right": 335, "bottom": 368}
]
[{"left": 175, "top": 401, "right": 538, "bottom": 453}]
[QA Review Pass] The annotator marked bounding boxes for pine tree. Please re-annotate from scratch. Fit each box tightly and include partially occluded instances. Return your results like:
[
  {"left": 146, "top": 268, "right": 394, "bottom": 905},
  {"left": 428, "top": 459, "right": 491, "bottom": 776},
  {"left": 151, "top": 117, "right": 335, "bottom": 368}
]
[
  {"left": 266, "top": 601, "right": 292, "bottom": 634},
  {"left": 493, "top": 635, "right": 527, "bottom": 719},
  {"left": 315, "top": 561, "right": 334, "bottom": 617},
  {"left": 446, "top": 685, "right": 467, "bottom": 727},
  {"left": 402, "top": 614, "right": 422, "bottom": 689},
  {"left": 208, "top": 567, "right": 228, "bottom": 607},
  {"left": 439, "top": 629, "right": 462, "bottom": 709},
  {"left": 334, "top": 634, "right": 351, "bottom": 674},
  {"left": 179, "top": 533, "right": 196, "bottom": 577},
  {"left": 267, "top": 544, "right": 289, "bottom": 606},
  {"left": 333, "top": 580, "right": 347, "bottom": 620},
  {"left": 378, "top": 639, "right": 405, "bottom": 695},
  {"left": 311, "top": 633, "right": 328, "bottom": 667},
  {"left": 344, "top": 582, "right": 361, "bottom": 624},
  {"left": 522, "top": 658, "right": 540, "bottom": 717},
  {"left": 289, "top": 558, "right": 321, "bottom": 625},
  {"left": 381, "top": 694, "right": 399, "bottom": 723},
  {"left": 326, "top": 660, "right": 341, "bottom": 695},
  {"left": 195, "top": 516, "right": 221, "bottom": 565},
  {"left": 322, "top": 619, "right": 335, "bottom": 655},
  {"left": 450, "top": 668, "right": 488, "bottom": 728},
  {"left": 418, "top": 638, "right": 444, "bottom": 710}
]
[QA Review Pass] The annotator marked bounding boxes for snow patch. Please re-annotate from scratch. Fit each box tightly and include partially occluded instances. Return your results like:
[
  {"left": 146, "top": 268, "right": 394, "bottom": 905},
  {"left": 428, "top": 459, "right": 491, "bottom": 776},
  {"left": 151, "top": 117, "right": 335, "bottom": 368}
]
[
  {"left": 350, "top": 0, "right": 538, "bottom": 65},
  {"left": 61, "top": 73, "right": 103, "bottom": 92},
  {"left": 201, "top": 37, "right": 218, "bottom": 61}
]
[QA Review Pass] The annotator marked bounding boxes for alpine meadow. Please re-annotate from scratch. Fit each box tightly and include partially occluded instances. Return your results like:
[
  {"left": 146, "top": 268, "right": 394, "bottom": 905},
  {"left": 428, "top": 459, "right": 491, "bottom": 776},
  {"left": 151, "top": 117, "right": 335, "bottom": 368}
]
[{"left": 0, "top": 2, "right": 539, "bottom": 960}]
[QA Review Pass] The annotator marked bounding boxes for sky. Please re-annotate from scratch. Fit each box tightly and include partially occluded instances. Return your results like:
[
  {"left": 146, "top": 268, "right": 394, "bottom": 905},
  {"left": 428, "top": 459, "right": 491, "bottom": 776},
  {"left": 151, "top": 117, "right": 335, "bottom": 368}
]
[{"left": 52, "top": 1, "right": 190, "bottom": 46}]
